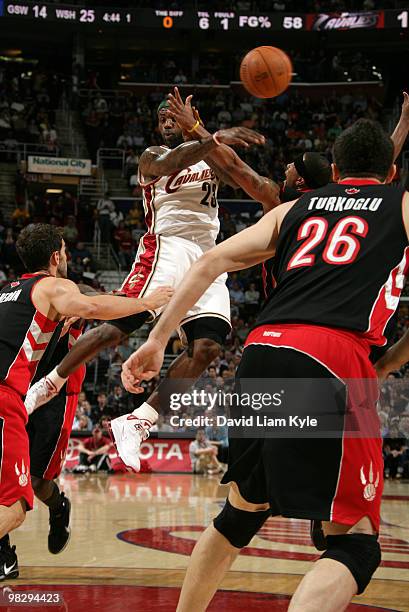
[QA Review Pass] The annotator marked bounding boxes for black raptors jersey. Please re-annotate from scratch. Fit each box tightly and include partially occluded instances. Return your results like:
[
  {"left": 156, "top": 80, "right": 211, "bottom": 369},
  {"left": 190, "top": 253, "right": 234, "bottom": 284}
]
[
  {"left": 0, "top": 273, "right": 59, "bottom": 395},
  {"left": 262, "top": 187, "right": 313, "bottom": 300},
  {"left": 256, "top": 180, "right": 408, "bottom": 347}
]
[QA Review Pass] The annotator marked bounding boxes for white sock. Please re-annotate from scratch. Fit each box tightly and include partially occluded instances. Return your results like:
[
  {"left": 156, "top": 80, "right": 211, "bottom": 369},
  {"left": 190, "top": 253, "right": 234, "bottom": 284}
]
[
  {"left": 132, "top": 402, "right": 158, "bottom": 425},
  {"left": 47, "top": 366, "right": 68, "bottom": 392}
]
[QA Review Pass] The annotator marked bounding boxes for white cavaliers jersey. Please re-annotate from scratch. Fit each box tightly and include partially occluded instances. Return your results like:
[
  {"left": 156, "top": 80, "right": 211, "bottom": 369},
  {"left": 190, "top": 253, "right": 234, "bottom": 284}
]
[{"left": 139, "top": 153, "right": 220, "bottom": 251}]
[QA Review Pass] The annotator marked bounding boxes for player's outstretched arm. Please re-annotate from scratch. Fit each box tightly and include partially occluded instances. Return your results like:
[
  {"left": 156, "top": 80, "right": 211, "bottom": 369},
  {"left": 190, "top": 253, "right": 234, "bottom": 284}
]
[
  {"left": 374, "top": 333, "right": 409, "bottom": 380},
  {"left": 209, "top": 150, "right": 280, "bottom": 212},
  {"left": 390, "top": 91, "right": 409, "bottom": 162},
  {"left": 167, "top": 87, "right": 280, "bottom": 211},
  {"left": 139, "top": 128, "right": 264, "bottom": 181},
  {"left": 121, "top": 202, "right": 293, "bottom": 392},
  {"left": 34, "top": 278, "right": 173, "bottom": 320},
  {"left": 377, "top": 192, "right": 409, "bottom": 378}
]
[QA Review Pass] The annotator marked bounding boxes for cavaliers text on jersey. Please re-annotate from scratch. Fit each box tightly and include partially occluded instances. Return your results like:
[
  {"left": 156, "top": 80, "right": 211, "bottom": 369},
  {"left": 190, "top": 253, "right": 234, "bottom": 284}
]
[{"left": 138, "top": 154, "right": 220, "bottom": 251}]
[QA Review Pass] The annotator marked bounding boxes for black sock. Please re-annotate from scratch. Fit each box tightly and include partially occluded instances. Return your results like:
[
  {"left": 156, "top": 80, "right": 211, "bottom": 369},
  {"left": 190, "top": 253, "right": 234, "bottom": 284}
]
[
  {"left": 43, "top": 482, "right": 64, "bottom": 514},
  {"left": 0, "top": 534, "right": 10, "bottom": 550}
]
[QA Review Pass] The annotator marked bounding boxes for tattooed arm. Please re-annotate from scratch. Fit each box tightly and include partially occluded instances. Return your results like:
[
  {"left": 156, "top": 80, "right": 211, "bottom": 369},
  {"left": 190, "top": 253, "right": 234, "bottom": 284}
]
[
  {"left": 139, "top": 128, "right": 265, "bottom": 183},
  {"left": 167, "top": 88, "right": 280, "bottom": 212},
  {"left": 208, "top": 148, "right": 280, "bottom": 213}
]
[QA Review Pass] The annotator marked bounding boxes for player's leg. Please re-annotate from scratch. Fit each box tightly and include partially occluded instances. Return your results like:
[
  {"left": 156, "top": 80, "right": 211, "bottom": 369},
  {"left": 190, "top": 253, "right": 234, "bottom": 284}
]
[
  {"left": 0, "top": 500, "right": 26, "bottom": 580},
  {"left": 146, "top": 317, "right": 227, "bottom": 412},
  {"left": 177, "top": 484, "right": 270, "bottom": 612},
  {"left": 0, "top": 501, "right": 26, "bottom": 540},
  {"left": 24, "top": 315, "right": 150, "bottom": 414},
  {"left": 288, "top": 516, "right": 380, "bottom": 612},
  {"left": 141, "top": 269, "right": 231, "bottom": 416},
  {"left": 27, "top": 393, "right": 77, "bottom": 554},
  {"left": 0, "top": 391, "right": 34, "bottom": 580},
  {"left": 110, "top": 317, "right": 230, "bottom": 472},
  {"left": 111, "top": 245, "right": 231, "bottom": 469},
  {"left": 31, "top": 476, "right": 71, "bottom": 554}
]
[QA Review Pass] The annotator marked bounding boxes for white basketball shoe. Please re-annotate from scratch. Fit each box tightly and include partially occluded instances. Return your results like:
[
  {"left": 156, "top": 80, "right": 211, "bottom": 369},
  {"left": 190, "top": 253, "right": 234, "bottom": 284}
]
[{"left": 109, "top": 413, "right": 154, "bottom": 473}]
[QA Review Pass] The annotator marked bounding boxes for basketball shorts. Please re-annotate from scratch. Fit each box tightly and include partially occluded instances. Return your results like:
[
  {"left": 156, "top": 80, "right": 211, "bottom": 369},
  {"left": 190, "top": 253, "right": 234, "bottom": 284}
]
[
  {"left": 28, "top": 390, "right": 79, "bottom": 481},
  {"left": 221, "top": 323, "right": 383, "bottom": 531},
  {"left": 0, "top": 384, "right": 34, "bottom": 510},
  {"left": 114, "top": 234, "right": 231, "bottom": 334}
]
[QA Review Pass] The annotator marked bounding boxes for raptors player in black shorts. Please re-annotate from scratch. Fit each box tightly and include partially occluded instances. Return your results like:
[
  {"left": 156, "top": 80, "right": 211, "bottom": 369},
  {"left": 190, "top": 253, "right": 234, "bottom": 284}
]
[
  {"left": 120, "top": 118, "right": 409, "bottom": 611},
  {"left": 29, "top": 323, "right": 85, "bottom": 549}
]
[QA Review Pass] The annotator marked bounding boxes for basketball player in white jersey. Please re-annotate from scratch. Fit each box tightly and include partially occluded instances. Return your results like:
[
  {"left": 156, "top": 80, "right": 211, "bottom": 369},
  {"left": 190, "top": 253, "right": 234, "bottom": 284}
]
[{"left": 26, "top": 100, "right": 280, "bottom": 471}]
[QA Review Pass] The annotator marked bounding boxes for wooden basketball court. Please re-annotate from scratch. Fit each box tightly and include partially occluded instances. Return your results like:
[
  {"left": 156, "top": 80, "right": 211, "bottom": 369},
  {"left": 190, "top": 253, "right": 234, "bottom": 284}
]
[{"left": 5, "top": 474, "right": 409, "bottom": 611}]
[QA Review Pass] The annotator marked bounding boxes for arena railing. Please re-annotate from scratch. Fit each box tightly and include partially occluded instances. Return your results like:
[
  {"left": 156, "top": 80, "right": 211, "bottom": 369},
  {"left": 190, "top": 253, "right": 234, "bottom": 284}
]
[
  {"left": 78, "top": 81, "right": 383, "bottom": 103},
  {"left": 97, "top": 147, "right": 126, "bottom": 173},
  {"left": 0, "top": 142, "right": 60, "bottom": 162}
]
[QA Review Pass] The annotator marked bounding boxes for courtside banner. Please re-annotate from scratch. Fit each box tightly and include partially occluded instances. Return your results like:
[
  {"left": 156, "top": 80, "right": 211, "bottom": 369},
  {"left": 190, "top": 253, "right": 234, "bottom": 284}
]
[
  {"left": 65, "top": 437, "right": 192, "bottom": 473},
  {"left": 139, "top": 438, "right": 192, "bottom": 472},
  {"left": 28, "top": 155, "right": 92, "bottom": 176}
]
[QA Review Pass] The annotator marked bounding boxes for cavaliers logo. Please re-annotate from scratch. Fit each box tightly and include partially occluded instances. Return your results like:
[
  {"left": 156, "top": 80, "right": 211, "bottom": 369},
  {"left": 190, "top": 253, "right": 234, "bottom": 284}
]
[{"left": 128, "top": 271, "right": 145, "bottom": 289}]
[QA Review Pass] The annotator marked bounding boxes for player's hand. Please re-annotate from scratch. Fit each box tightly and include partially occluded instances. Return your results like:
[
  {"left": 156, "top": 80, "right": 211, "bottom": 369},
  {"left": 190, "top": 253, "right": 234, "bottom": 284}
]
[
  {"left": 167, "top": 87, "right": 196, "bottom": 132},
  {"left": 121, "top": 338, "right": 165, "bottom": 393},
  {"left": 142, "top": 286, "right": 174, "bottom": 311},
  {"left": 60, "top": 316, "right": 80, "bottom": 337},
  {"left": 401, "top": 91, "right": 409, "bottom": 122},
  {"left": 214, "top": 127, "right": 265, "bottom": 148},
  {"left": 373, "top": 352, "right": 398, "bottom": 382}
]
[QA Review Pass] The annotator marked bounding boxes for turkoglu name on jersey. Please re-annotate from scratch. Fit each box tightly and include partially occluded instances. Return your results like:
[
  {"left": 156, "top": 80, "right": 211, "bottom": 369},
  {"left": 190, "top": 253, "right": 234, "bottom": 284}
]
[{"left": 308, "top": 196, "right": 382, "bottom": 212}]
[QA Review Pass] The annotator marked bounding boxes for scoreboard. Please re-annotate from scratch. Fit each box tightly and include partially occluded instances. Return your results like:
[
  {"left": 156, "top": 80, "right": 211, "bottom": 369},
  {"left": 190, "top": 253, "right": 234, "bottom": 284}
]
[{"left": 1, "top": 2, "right": 408, "bottom": 31}]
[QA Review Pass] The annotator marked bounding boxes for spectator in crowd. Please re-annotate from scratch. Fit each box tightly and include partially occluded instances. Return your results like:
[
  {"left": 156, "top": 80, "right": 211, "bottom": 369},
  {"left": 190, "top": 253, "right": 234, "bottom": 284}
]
[
  {"left": 74, "top": 426, "right": 113, "bottom": 473},
  {"left": 124, "top": 148, "right": 139, "bottom": 179},
  {"left": 63, "top": 215, "right": 79, "bottom": 246},
  {"left": 91, "top": 392, "right": 108, "bottom": 424},
  {"left": 115, "top": 337, "right": 134, "bottom": 363},
  {"left": 113, "top": 221, "right": 133, "bottom": 269},
  {"left": 72, "top": 413, "right": 93, "bottom": 432},
  {"left": 107, "top": 384, "right": 128, "bottom": 417},
  {"left": 11, "top": 203, "right": 30, "bottom": 230},
  {"left": 244, "top": 282, "right": 260, "bottom": 315},
  {"left": 383, "top": 422, "right": 408, "bottom": 479},
  {"left": 205, "top": 422, "right": 229, "bottom": 464},
  {"left": 96, "top": 192, "right": 115, "bottom": 242},
  {"left": 229, "top": 281, "right": 245, "bottom": 315},
  {"left": 189, "top": 429, "right": 222, "bottom": 475},
  {"left": 151, "top": 415, "right": 173, "bottom": 433},
  {"left": 174, "top": 69, "right": 187, "bottom": 85}
]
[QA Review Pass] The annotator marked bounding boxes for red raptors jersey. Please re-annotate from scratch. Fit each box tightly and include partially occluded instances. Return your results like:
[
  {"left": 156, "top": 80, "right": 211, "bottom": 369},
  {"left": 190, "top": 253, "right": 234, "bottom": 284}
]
[{"left": 0, "top": 274, "right": 59, "bottom": 396}]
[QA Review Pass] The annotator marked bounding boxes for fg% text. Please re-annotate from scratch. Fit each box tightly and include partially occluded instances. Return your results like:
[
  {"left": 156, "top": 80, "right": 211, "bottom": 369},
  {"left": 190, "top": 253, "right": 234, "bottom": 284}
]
[{"left": 239, "top": 15, "right": 272, "bottom": 28}]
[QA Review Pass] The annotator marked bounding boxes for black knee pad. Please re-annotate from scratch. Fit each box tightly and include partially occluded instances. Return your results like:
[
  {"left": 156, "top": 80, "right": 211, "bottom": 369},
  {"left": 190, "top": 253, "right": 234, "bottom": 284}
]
[
  {"left": 321, "top": 533, "right": 381, "bottom": 594},
  {"left": 213, "top": 499, "right": 271, "bottom": 548}
]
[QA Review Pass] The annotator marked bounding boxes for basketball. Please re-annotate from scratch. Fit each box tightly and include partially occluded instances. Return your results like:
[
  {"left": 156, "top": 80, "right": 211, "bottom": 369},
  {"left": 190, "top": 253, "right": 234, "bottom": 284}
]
[{"left": 240, "top": 46, "right": 293, "bottom": 98}]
